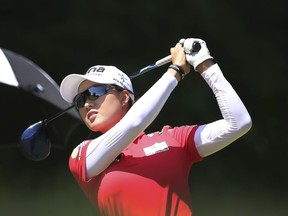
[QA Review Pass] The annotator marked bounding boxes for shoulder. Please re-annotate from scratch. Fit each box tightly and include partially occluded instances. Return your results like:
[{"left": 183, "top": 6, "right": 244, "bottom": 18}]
[{"left": 70, "top": 139, "right": 93, "bottom": 159}]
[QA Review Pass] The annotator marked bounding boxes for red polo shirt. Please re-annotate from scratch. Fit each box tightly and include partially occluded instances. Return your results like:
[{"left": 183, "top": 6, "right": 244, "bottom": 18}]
[{"left": 69, "top": 125, "right": 202, "bottom": 216}]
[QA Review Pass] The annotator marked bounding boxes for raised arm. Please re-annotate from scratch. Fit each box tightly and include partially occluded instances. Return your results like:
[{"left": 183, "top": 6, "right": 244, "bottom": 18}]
[
  {"left": 195, "top": 60, "right": 252, "bottom": 157},
  {"left": 183, "top": 38, "right": 252, "bottom": 157}
]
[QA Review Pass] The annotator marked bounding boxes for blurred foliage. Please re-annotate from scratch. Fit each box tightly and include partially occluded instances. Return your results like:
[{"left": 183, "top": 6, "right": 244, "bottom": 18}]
[{"left": 0, "top": 0, "right": 287, "bottom": 215}]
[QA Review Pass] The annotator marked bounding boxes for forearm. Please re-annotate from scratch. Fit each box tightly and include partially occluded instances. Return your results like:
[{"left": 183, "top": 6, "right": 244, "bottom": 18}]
[
  {"left": 85, "top": 72, "right": 178, "bottom": 178},
  {"left": 194, "top": 64, "right": 252, "bottom": 157}
]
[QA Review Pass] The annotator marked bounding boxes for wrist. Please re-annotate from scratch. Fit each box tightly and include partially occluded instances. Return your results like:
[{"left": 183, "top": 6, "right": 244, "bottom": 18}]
[
  {"left": 168, "top": 64, "right": 185, "bottom": 81},
  {"left": 167, "top": 68, "right": 181, "bottom": 82},
  {"left": 196, "top": 59, "right": 215, "bottom": 74}
]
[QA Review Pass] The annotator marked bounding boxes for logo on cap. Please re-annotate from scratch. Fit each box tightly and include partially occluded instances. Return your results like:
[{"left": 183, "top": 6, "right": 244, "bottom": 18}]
[
  {"left": 112, "top": 72, "right": 126, "bottom": 88},
  {"left": 86, "top": 66, "right": 105, "bottom": 74}
]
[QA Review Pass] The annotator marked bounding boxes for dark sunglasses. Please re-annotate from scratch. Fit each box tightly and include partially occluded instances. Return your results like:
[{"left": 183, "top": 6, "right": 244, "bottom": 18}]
[{"left": 73, "top": 84, "right": 123, "bottom": 109}]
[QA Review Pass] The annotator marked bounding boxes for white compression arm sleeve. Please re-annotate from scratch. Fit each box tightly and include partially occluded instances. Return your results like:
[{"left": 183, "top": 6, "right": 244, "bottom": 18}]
[
  {"left": 194, "top": 64, "right": 252, "bottom": 157},
  {"left": 85, "top": 72, "right": 178, "bottom": 178}
]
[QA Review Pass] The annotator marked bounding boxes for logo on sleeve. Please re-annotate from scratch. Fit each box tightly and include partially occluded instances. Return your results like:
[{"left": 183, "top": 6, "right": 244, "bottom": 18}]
[
  {"left": 71, "top": 147, "right": 79, "bottom": 159},
  {"left": 70, "top": 140, "right": 90, "bottom": 160}
]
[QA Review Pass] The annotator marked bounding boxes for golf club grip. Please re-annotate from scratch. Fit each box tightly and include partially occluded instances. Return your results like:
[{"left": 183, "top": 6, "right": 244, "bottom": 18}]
[
  {"left": 153, "top": 41, "right": 202, "bottom": 67},
  {"left": 155, "top": 55, "right": 172, "bottom": 67},
  {"left": 129, "top": 55, "right": 171, "bottom": 79}
]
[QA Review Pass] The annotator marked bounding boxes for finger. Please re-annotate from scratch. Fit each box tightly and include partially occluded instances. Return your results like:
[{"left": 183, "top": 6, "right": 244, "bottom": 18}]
[{"left": 176, "top": 42, "right": 183, "bottom": 48}]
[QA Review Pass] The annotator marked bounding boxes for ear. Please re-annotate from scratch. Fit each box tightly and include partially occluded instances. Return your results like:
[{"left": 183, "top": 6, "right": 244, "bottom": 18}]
[{"left": 121, "top": 90, "right": 130, "bottom": 106}]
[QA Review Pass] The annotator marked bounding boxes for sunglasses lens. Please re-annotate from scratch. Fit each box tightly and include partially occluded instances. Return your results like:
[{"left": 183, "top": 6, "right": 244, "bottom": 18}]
[
  {"left": 74, "top": 94, "right": 86, "bottom": 109},
  {"left": 74, "top": 85, "right": 108, "bottom": 109}
]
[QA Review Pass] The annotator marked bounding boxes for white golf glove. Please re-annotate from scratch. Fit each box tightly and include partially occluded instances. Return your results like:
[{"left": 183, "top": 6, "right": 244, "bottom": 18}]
[{"left": 180, "top": 38, "right": 213, "bottom": 71}]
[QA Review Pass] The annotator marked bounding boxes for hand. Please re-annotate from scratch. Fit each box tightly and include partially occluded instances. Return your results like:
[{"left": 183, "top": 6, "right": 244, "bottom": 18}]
[
  {"left": 182, "top": 38, "right": 213, "bottom": 71},
  {"left": 170, "top": 42, "right": 191, "bottom": 77}
]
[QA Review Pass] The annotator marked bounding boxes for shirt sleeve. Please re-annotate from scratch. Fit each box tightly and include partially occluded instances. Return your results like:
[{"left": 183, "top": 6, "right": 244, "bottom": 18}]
[
  {"left": 165, "top": 125, "right": 203, "bottom": 164},
  {"left": 194, "top": 64, "right": 252, "bottom": 157},
  {"left": 85, "top": 72, "right": 178, "bottom": 179},
  {"left": 69, "top": 141, "right": 101, "bottom": 199},
  {"left": 69, "top": 140, "right": 90, "bottom": 183}
]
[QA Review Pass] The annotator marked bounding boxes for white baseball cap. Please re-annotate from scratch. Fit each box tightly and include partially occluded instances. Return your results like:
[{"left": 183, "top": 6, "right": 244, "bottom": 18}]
[{"left": 60, "top": 65, "right": 134, "bottom": 104}]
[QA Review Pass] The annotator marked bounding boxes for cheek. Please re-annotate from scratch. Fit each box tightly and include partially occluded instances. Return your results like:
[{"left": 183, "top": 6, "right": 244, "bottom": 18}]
[
  {"left": 101, "top": 96, "right": 122, "bottom": 116},
  {"left": 78, "top": 94, "right": 124, "bottom": 132}
]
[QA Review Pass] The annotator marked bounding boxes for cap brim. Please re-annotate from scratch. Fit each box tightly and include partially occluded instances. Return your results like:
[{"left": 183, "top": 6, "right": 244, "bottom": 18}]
[{"left": 60, "top": 74, "right": 115, "bottom": 103}]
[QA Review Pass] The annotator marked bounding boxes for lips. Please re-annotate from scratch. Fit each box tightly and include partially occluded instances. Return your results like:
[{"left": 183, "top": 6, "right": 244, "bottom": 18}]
[{"left": 87, "top": 110, "right": 97, "bottom": 120}]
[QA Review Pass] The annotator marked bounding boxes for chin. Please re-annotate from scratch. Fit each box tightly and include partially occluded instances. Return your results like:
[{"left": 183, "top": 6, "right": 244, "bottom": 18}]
[
  {"left": 85, "top": 121, "right": 97, "bottom": 131},
  {"left": 88, "top": 123, "right": 105, "bottom": 133}
]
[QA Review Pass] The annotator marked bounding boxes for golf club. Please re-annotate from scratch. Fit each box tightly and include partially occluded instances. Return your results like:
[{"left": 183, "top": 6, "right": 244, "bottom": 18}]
[{"left": 19, "top": 40, "right": 201, "bottom": 161}]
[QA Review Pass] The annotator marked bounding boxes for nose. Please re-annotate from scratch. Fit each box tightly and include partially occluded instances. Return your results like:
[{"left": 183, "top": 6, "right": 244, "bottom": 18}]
[{"left": 84, "top": 99, "right": 96, "bottom": 109}]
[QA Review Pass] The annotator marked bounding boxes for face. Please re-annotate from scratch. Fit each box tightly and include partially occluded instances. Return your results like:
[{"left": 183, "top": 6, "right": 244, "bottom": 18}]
[{"left": 77, "top": 80, "right": 130, "bottom": 133}]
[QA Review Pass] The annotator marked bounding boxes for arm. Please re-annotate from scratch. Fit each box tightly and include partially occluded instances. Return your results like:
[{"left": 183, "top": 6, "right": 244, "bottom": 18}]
[
  {"left": 85, "top": 43, "right": 189, "bottom": 178},
  {"left": 183, "top": 38, "right": 251, "bottom": 157},
  {"left": 194, "top": 60, "right": 252, "bottom": 157}
]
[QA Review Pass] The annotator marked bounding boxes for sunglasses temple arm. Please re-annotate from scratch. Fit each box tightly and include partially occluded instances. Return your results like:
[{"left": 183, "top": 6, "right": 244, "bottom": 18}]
[{"left": 43, "top": 104, "right": 75, "bottom": 126}]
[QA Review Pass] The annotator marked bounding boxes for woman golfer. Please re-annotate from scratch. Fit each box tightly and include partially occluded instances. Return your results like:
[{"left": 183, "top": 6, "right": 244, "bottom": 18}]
[{"left": 59, "top": 38, "right": 252, "bottom": 216}]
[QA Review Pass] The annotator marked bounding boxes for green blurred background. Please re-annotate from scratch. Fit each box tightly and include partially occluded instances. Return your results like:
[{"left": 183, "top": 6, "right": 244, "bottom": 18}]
[{"left": 1, "top": 0, "right": 287, "bottom": 215}]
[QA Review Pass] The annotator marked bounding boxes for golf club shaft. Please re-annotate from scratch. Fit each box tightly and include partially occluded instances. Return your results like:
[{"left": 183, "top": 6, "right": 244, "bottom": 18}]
[{"left": 42, "top": 104, "right": 75, "bottom": 126}]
